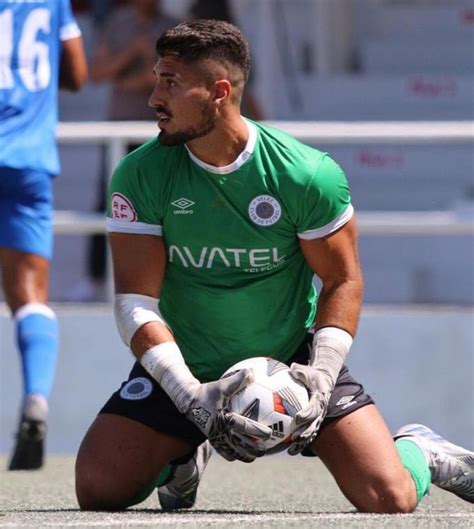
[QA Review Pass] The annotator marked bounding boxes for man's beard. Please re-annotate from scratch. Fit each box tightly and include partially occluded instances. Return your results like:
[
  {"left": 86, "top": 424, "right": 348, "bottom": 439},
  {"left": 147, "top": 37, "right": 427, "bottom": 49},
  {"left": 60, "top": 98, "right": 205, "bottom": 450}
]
[{"left": 158, "top": 104, "right": 216, "bottom": 146}]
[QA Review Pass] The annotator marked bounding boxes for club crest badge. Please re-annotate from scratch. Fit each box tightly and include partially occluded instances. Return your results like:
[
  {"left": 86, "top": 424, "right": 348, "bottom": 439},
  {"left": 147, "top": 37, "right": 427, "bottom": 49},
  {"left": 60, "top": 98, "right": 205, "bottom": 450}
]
[
  {"left": 120, "top": 377, "right": 153, "bottom": 400},
  {"left": 248, "top": 195, "right": 282, "bottom": 226}
]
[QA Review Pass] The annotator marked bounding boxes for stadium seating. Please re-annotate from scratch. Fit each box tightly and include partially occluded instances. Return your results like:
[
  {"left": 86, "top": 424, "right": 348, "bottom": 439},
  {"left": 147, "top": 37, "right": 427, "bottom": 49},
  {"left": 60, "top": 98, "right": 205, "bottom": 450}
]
[
  {"left": 360, "top": 39, "right": 473, "bottom": 75},
  {"left": 318, "top": 144, "right": 474, "bottom": 211},
  {"left": 273, "top": 75, "right": 474, "bottom": 120},
  {"left": 352, "top": 2, "right": 474, "bottom": 40}
]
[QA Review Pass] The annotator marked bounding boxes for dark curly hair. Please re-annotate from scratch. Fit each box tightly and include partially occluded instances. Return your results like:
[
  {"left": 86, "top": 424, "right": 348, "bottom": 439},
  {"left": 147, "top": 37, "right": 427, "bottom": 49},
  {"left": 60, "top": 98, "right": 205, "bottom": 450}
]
[{"left": 155, "top": 19, "right": 251, "bottom": 83}]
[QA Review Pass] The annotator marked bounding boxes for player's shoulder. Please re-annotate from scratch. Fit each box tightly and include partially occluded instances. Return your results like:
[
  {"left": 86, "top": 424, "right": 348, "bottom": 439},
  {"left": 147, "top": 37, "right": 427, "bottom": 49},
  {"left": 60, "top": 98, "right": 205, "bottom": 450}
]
[
  {"left": 116, "top": 138, "right": 184, "bottom": 177},
  {"left": 253, "top": 121, "right": 338, "bottom": 184},
  {"left": 255, "top": 121, "right": 326, "bottom": 166},
  {"left": 257, "top": 118, "right": 322, "bottom": 146}
]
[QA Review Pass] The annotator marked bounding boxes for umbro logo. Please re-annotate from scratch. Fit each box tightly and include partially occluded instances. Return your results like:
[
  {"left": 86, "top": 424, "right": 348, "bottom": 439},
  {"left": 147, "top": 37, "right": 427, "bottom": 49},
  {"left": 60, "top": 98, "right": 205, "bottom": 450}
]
[
  {"left": 271, "top": 421, "right": 285, "bottom": 438},
  {"left": 171, "top": 197, "right": 195, "bottom": 215},
  {"left": 336, "top": 395, "right": 357, "bottom": 410},
  {"left": 172, "top": 198, "right": 194, "bottom": 209}
]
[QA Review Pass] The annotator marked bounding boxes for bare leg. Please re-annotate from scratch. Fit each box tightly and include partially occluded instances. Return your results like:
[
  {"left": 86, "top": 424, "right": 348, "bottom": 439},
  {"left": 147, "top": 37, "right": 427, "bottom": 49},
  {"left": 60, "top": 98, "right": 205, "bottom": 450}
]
[
  {"left": 1, "top": 248, "right": 49, "bottom": 312},
  {"left": 75, "top": 414, "right": 196, "bottom": 510},
  {"left": 2, "top": 248, "right": 55, "bottom": 470},
  {"left": 311, "top": 404, "right": 417, "bottom": 513}
]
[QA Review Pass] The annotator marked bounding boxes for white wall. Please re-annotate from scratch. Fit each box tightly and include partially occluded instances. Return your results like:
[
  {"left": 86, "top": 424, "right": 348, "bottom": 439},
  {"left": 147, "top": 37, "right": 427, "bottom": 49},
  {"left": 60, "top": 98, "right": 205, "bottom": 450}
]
[{"left": 1, "top": 305, "right": 473, "bottom": 454}]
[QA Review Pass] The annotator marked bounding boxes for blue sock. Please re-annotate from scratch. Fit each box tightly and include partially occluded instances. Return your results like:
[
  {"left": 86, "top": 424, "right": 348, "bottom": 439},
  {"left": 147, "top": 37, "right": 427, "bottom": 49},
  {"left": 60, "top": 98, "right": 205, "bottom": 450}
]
[{"left": 15, "top": 304, "right": 59, "bottom": 399}]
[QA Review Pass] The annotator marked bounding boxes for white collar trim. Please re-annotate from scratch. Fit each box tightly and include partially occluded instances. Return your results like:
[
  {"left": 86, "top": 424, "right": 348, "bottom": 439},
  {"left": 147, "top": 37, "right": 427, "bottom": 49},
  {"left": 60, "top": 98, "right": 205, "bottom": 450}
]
[{"left": 185, "top": 119, "right": 257, "bottom": 174}]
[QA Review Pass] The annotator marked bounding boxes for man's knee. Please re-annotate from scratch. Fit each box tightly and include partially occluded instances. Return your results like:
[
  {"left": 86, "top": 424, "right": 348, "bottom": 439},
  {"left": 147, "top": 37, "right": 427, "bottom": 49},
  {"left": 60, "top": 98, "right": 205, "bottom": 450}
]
[
  {"left": 355, "top": 470, "right": 418, "bottom": 514},
  {"left": 2, "top": 251, "right": 49, "bottom": 304},
  {"left": 74, "top": 431, "right": 138, "bottom": 511},
  {"left": 75, "top": 452, "right": 128, "bottom": 511},
  {"left": 74, "top": 415, "right": 171, "bottom": 511}
]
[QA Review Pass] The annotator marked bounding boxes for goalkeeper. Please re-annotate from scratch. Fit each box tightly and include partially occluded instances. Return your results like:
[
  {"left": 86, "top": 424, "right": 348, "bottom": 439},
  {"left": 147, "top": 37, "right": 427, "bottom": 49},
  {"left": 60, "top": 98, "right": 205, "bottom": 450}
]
[{"left": 75, "top": 19, "right": 473, "bottom": 512}]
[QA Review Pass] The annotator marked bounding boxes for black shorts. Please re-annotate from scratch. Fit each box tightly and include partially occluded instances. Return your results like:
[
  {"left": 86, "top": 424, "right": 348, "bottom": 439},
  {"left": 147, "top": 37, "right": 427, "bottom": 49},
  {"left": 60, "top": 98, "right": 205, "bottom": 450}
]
[{"left": 100, "top": 334, "right": 374, "bottom": 450}]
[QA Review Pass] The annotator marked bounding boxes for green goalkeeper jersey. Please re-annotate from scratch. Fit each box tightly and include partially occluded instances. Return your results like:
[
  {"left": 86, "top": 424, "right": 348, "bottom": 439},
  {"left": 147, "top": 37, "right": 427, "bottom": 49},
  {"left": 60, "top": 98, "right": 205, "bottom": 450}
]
[{"left": 107, "top": 120, "right": 353, "bottom": 382}]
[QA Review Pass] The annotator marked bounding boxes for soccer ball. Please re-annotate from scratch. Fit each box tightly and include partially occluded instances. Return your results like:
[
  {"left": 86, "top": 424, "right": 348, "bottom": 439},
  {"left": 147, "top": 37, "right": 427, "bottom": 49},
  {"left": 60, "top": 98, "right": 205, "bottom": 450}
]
[{"left": 222, "top": 357, "right": 310, "bottom": 453}]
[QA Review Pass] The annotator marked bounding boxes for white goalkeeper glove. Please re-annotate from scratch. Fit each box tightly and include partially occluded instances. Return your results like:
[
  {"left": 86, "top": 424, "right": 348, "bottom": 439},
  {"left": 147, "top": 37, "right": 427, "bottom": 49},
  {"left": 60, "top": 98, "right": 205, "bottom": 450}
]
[
  {"left": 209, "top": 410, "right": 270, "bottom": 463},
  {"left": 186, "top": 374, "right": 271, "bottom": 462},
  {"left": 140, "top": 342, "right": 271, "bottom": 461},
  {"left": 287, "top": 327, "right": 353, "bottom": 456}
]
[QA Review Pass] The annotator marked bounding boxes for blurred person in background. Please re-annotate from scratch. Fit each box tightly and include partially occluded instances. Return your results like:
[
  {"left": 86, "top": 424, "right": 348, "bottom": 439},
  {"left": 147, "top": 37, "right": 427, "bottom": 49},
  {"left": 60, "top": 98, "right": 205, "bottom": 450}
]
[
  {"left": 71, "top": 0, "right": 122, "bottom": 29},
  {"left": 89, "top": 0, "right": 113, "bottom": 29},
  {"left": 69, "top": 0, "right": 178, "bottom": 302},
  {"left": 0, "top": 0, "right": 88, "bottom": 470}
]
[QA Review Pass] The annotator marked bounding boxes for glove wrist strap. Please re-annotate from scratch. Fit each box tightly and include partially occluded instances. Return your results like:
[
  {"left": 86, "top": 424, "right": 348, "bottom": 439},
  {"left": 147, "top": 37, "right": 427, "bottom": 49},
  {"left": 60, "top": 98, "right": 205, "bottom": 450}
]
[
  {"left": 311, "top": 327, "right": 353, "bottom": 385},
  {"left": 140, "top": 342, "right": 200, "bottom": 413}
]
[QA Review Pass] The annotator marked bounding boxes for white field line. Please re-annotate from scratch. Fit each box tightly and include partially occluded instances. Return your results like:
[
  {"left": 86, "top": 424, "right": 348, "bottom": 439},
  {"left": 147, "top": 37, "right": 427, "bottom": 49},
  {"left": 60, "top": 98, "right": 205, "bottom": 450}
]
[{"left": 1, "top": 512, "right": 473, "bottom": 527}]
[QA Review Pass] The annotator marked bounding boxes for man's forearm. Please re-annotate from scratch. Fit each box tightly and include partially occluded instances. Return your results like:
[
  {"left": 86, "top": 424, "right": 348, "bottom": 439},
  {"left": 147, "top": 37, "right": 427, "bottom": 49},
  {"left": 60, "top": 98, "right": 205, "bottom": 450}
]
[
  {"left": 307, "top": 276, "right": 362, "bottom": 387},
  {"left": 313, "top": 277, "right": 363, "bottom": 337},
  {"left": 130, "top": 319, "right": 175, "bottom": 359},
  {"left": 59, "top": 38, "right": 88, "bottom": 91},
  {"left": 120, "top": 305, "right": 200, "bottom": 413}
]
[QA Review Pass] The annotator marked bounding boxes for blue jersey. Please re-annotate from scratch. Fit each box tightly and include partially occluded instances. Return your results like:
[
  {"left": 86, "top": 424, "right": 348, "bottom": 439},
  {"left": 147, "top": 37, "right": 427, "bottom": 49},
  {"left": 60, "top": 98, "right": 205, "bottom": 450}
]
[{"left": 0, "top": 0, "right": 81, "bottom": 175}]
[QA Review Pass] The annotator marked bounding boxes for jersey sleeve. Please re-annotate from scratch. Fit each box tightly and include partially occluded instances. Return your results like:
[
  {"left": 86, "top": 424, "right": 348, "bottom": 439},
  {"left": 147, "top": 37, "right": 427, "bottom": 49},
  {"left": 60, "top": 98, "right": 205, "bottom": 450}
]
[
  {"left": 106, "top": 156, "right": 163, "bottom": 236},
  {"left": 59, "top": 0, "right": 81, "bottom": 41},
  {"left": 296, "top": 154, "right": 354, "bottom": 240}
]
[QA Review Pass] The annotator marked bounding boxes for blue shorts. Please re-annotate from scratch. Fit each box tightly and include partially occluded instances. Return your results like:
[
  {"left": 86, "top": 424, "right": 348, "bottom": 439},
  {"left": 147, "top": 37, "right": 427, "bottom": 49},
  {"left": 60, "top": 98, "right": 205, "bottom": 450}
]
[{"left": 0, "top": 166, "right": 54, "bottom": 259}]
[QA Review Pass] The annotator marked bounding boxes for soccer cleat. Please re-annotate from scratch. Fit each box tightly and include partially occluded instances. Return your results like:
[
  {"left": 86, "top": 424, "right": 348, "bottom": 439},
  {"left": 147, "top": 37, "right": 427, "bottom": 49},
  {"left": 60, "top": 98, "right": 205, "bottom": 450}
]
[
  {"left": 395, "top": 423, "right": 474, "bottom": 503},
  {"left": 8, "top": 418, "right": 46, "bottom": 471},
  {"left": 158, "top": 440, "right": 213, "bottom": 511}
]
